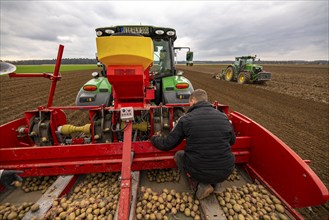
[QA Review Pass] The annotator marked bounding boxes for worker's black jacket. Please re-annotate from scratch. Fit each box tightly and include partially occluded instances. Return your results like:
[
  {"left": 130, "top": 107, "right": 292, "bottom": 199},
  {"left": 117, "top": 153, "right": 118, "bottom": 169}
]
[{"left": 151, "top": 101, "right": 236, "bottom": 184}]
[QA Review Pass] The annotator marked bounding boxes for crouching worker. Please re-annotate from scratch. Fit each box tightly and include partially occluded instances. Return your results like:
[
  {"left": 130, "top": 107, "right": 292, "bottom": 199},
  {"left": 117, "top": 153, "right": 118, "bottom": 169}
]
[{"left": 151, "top": 89, "right": 236, "bottom": 200}]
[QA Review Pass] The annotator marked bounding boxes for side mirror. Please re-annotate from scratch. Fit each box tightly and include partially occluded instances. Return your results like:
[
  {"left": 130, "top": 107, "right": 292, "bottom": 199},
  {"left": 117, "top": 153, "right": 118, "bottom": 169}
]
[
  {"left": 186, "top": 51, "right": 193, "bottom": 66},
  {"left": 97, "top": 62, "right": 103, "bottom": 67},
  {"left": 92, "top": 72, "right": 99, "bottom": 78},
  {"left": 186, "top": 51, "right": 193, "bottom": 62}
]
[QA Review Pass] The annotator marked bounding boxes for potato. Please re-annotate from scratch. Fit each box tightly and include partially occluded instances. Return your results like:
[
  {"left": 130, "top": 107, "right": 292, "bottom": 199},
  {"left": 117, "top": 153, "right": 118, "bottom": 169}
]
[
  {"left": 59, "top": 211, "right": 67, "bottom": 219},
  {"left": 136, "top": 213, "right": 142, "bottom": 220},
  {"left": 143, "top": 192, "right": 149, "bottom": 200},
  {"left": 194, "top": 214, "right": 201, "bottom": 220},
  {"left": 7, "top": 211, "right": 18, "bottom": 220},
  {"left": 263, "top": 215, "right": 271, "bottom": 220},
  {"left": 192, "top": 204, "right": 199, "bottom": 212},
  {"left": 136, "top": 206, "right": 142, "bottom": 214},
  {"left": 233, "top": 204, "right": 241, "bottom": 212},
  {"left": 184, "top": 208, "right": 191, "bottom": 217},
  {"left": 31, "top": 203, "right": 40, "bottom": 212},
  {"left": 94, "top": 208, "right": 100, "bottom": 215},
  {"left": 272, "top": 197, "right": 282, "bottom": 205},
  {"left": 158, "top": 196, "right": 164, "bottom": 204},
  {"left": 156, "top": 212, "right": 163, "bottom": 220},
  {"left": 107, "top": 213, "right": 113, "bottom": 220},
  {"left": 100, "top": 207, "right": 106, "bottom": 214},
  {"left": 13, "top": 181, "right": 22, "bottom": 188},
  {"left": 238, "top": 214, "right": 245, "bottom": 220},
  {"left": 275, "top": 204, "right": 285, "bottom": 213},
  {"left": 86, "top": 213, "right": 93, "bottom": 220},
  {"left": 68, "top": 212, "right": 76, "bottom": 220},
  {"left": 150, "top": 213, "right": 156, "bottom": 220},
  {"left": 277, "top": 213, "right": 289, "bottom": 220}
]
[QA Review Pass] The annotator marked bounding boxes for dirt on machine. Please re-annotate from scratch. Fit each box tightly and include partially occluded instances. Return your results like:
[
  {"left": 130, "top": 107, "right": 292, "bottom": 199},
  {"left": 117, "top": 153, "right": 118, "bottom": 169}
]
[
  {"left": 213, "top": 55, "right": 272, "bottom": 84},
  {"left": 0, "top": 26, "right": 328, "bottom": 220}
]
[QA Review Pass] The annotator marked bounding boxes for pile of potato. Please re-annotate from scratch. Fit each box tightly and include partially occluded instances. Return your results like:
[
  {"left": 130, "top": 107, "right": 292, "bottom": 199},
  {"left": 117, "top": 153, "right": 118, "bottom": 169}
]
[
  {"left": 0, "top": 202, "right": 37, "bottom": 220},
  {"left": 216, "top": 183, "right": 289, "bottom": 220},
  {"left": 226, "top": 168, "right": 240, "bottom": 181},
  {"left": 43, "top": 172, "right": 120, "bottom": 220},
  {"left": 21, "top": 176, "right": 57, "bottom": 193},
  {"left": 146, "top": 168, "right": 180, "bottom": 183},
  {"left": 136, "top": 186, "right": 201, "bottom": 220}
]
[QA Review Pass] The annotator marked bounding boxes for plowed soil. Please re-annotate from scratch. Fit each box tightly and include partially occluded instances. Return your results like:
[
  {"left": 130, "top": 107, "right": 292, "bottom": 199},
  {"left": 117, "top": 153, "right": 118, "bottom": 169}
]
[{"left": 0, "top": 64, "right": 328, "bottom": 219}]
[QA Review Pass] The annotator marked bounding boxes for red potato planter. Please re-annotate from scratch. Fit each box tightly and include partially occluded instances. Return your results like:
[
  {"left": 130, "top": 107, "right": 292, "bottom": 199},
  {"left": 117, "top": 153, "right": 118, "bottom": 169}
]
[{"left": 0, "top": 44, "right": 328, "bottom": 220}]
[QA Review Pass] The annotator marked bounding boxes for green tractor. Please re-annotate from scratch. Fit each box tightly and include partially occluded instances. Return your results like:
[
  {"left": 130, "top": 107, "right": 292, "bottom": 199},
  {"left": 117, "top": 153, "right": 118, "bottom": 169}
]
[
  {"left": 76, "top": 25, "right": 194, "bottom": 106},
  {"left": 213, "top": 55, "right": 271, "bottom": 84}
]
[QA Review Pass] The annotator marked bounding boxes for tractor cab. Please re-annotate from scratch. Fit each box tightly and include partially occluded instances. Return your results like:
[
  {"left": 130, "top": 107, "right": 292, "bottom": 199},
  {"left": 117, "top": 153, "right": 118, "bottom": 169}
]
[
  {"left": 76, "top": 25, "right": 194, "bottom": 106},
  {"left": 235, "top": 56, "right": 256, "bottom": 69}
]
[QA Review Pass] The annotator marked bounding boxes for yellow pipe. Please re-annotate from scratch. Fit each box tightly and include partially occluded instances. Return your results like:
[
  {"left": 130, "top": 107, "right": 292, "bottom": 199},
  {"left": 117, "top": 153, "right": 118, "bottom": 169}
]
[
  {"left": 60, "top": 124, "right": 91, "bottom": 135},
  {"left": 121, "top": 121, "right": 148, "bottom": 132}
]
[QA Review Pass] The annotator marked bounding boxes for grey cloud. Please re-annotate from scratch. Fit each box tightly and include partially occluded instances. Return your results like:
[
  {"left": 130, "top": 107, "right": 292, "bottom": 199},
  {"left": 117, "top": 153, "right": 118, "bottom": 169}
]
[{"left": 1, "top": 1, "right": 328, "bottom": 61}]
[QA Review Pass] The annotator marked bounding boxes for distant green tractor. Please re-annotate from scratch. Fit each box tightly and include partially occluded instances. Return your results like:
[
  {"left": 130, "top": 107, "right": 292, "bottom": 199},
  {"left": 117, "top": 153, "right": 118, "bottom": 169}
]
[{"left": 213, "top": 55, "right": 271, "bottom": 84}]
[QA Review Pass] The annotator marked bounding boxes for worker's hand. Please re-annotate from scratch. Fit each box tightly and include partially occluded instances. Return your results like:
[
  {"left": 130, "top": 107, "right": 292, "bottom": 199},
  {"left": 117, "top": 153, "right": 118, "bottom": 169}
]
[{"left": 0, "top": 170, "right": 23, "bottom": 189}]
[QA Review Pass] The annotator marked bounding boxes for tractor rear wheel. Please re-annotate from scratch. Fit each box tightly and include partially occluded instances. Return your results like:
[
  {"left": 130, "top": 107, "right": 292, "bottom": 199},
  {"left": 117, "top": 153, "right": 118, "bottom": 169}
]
[
  {"left": 237, "top": 72, "right": 250, "bottom": 84},
  {"left": 224, "top": 67, "right": 234, "bottom": 81}
]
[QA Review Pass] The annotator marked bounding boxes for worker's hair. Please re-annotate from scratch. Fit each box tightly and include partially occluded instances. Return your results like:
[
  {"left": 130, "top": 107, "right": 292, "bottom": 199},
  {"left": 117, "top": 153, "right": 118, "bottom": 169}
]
[{"left": 189, "top": 89, "right": 208, "bottom": 102}]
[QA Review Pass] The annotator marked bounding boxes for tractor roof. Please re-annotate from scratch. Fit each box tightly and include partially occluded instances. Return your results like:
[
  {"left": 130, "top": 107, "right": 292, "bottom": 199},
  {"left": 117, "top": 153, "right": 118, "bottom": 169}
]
[
  {"left": 95, "top": 25, "right": 177, "bottom": 41},
  {"left": 235, "top": 55, "right": 256, "bottom": 60}
]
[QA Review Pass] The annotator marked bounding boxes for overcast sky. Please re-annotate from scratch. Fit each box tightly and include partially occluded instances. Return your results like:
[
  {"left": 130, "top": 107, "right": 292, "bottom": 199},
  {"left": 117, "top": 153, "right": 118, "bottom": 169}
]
[{"left": 1, "top": 0, "right": 328, "bottom": 61}]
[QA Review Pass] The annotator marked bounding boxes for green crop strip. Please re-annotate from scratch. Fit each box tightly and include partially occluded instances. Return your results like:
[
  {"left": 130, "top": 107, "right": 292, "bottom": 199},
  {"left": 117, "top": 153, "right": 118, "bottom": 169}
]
[{"left": 15, "top": 65, "right": 101, "bottom": 73}]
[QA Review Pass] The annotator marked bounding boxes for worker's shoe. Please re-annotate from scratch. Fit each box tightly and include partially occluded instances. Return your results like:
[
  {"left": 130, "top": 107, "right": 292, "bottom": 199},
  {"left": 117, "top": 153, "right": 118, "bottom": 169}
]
[
  {"left": 196, "top": 183, "right": 214, "bottom": 200},
  {"left": 213, "top": 183, "right": 223, "bottom": 193}
]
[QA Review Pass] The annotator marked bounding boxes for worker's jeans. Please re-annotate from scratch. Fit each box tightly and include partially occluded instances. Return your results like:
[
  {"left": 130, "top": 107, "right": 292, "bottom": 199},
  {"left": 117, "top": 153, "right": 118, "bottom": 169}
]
[{"left": 174, "top": 150, "right": 198, "bottom": 190}]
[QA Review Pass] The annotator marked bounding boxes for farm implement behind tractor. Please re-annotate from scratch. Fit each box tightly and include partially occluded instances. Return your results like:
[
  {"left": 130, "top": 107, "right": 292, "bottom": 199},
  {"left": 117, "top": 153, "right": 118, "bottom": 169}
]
[
  {"left": 213, "top": 56, "right": 272, "bottom": 84},
  {"left": 0, "top": 26, "right": 328, "bottom": 220}
]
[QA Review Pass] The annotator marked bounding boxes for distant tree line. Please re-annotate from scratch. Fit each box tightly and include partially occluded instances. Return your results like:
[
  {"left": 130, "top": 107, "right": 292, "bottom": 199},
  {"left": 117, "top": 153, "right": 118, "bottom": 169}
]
[{"left": 5, "top": 58, "right": 328, "bottom": 65}]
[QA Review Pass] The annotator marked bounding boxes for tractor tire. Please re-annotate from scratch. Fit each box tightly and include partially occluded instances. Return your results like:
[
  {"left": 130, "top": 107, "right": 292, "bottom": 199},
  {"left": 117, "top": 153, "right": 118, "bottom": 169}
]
[
  {"left": 154, "top": 80, "right": 162, "bottom": 105},
  {"left": 106, "top": 93, "right": 114, "bottom": 106},
  {"left": 237, "top": 72, "right": 250, "bottom": 84},
  {"left": 224, "top": 67, "right": 234, "bottom": 81}
]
